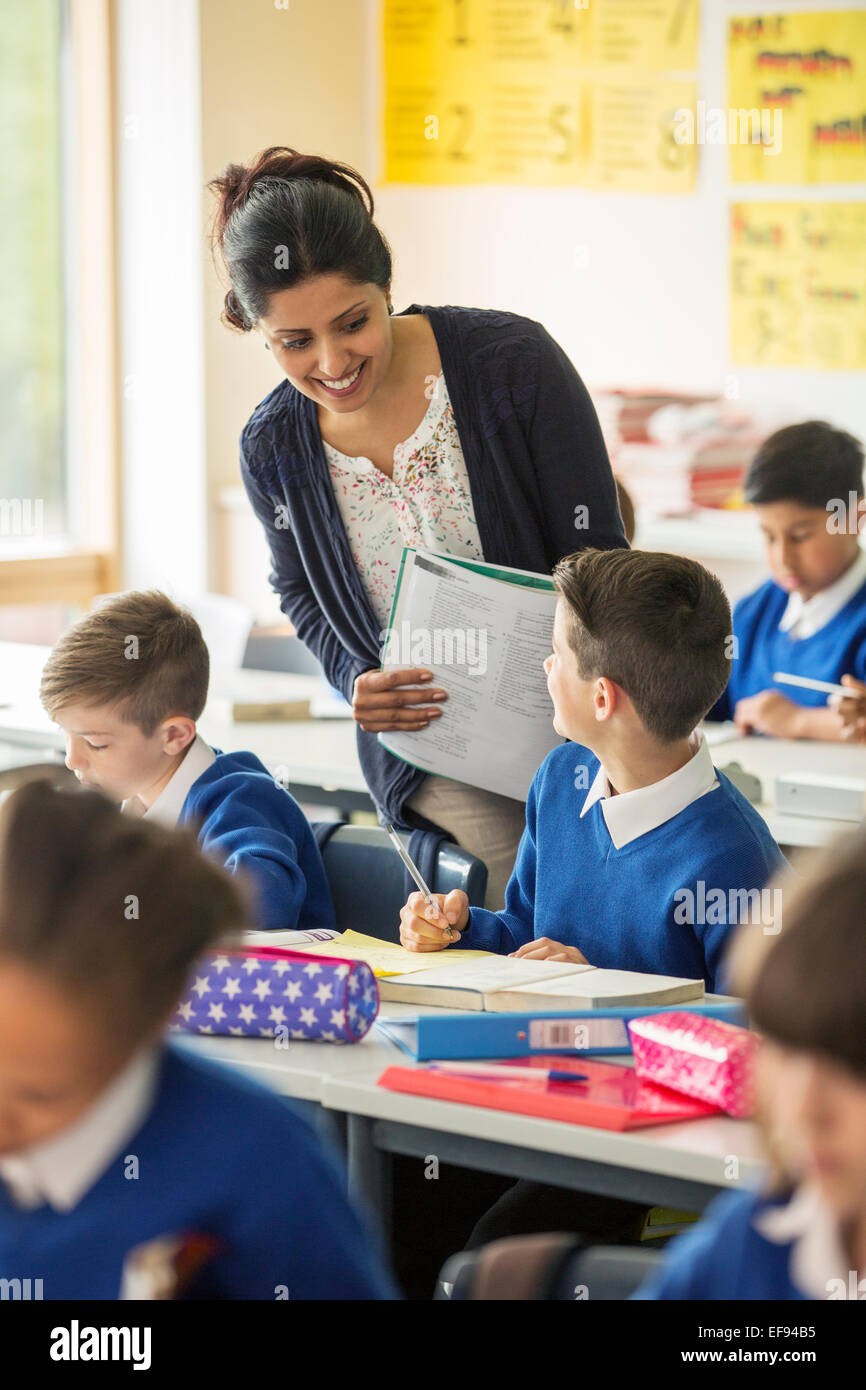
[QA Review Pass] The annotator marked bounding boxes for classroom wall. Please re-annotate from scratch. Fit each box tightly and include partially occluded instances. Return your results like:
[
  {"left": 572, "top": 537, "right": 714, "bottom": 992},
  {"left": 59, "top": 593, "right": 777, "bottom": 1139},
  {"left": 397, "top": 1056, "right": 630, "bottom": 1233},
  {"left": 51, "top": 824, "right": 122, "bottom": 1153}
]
[
  {"left": 198, "top": 0, "right": 866, "bottom": 609},
  {"left": 366, "top": 0, "right": 866, "bottom": 438},
  {"left": 199, "top": 0, "right": 368, "bottom": 599}
]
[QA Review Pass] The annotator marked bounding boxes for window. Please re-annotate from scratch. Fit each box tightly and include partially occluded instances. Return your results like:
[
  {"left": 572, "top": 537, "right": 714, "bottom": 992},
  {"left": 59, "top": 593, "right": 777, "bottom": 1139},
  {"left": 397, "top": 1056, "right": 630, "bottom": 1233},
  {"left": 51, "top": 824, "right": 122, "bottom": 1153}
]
[
  {"left": 0, "top": 0, "right": 66, "bottom": 549},
  {"left": 0, "top": 0, "right": 117, "bottom": 619}
]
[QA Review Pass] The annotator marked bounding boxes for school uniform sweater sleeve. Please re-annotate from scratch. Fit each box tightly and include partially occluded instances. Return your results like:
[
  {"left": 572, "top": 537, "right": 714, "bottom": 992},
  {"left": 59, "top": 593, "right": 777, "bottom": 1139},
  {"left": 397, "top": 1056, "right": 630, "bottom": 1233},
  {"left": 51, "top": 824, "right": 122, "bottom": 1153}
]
[
  {"left": 671, "top": 801, "right": 788, "bottom": 995},
  {"left": 184, "top": 765, "right": 335, "bottom": 933},
  {"left": 455, "top": 769, "right": 539, "bottom": 954}
]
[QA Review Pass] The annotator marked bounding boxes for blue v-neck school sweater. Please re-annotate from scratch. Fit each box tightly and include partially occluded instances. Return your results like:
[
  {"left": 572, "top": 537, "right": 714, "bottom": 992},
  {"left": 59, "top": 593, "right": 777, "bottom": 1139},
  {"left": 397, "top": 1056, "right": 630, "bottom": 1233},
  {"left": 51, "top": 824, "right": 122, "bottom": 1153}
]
[
  {"left": 457, "top": 743, "right": 788, "bottom": 992},
  {"left": 709, "top": 574, "right": 866, "bottom": 721},
  {"left": 238, "top": 303, "right": 628, "bottom": 826},
  {"left": 632, "top": 1187, "right": 806, "bottom": 1300},
  {"left": 178, "top": 749, "right": 335, "bottom": 933},
  {"left": 0, "top": 1047, "right": 397, "bottom": 1300}
]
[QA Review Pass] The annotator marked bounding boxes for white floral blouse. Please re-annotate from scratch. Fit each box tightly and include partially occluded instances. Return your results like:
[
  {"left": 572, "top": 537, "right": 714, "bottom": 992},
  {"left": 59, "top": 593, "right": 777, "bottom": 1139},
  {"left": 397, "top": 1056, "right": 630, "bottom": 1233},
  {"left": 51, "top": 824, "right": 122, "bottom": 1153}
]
[{"left": 323, "top": 372, "right": 485, "bottom": 632}]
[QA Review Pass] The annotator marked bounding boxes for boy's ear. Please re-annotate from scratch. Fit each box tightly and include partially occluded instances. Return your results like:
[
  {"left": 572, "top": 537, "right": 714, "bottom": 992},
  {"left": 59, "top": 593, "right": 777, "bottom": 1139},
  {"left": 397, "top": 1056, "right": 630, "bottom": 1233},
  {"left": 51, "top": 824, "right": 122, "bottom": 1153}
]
[
  {"left": 592, "top": 676, "right": 617, "bottom": 722},
  {"left": 159, "top": 717, "right": 197, "bottom": 755}
]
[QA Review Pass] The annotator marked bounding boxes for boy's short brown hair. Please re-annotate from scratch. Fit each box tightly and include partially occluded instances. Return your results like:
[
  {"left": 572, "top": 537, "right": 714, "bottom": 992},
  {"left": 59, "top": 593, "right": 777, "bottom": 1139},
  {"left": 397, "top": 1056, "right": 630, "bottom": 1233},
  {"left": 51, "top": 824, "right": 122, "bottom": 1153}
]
[
  {"left": 40, "top": 590, "right": 209, "bottom": 735},
  {"left": 0, "top": 781, "right": 247, "bottom": 1049},
  {"left": 552, "top": 548, "right": 731, "bottom": 742}
]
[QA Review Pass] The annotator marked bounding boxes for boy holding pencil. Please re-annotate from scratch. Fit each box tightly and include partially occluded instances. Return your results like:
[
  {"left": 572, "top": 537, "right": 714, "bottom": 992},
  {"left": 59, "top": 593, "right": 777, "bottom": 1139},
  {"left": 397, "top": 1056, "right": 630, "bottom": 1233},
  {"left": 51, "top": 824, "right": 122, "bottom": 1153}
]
[
  {"left": 707, "top": 420, "right": 866, "bottom": 739},
  {"left": 399, "top": 547, "right": 787, "bottom": 994}
]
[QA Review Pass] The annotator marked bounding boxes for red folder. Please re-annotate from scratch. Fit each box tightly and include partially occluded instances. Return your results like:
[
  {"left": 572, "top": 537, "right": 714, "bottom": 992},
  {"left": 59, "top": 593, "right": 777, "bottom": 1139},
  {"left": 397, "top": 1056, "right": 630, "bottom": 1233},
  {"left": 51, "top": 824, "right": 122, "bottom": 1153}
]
[{"left": 378, "top": 1055, "right": 720, "bottom": 1131}]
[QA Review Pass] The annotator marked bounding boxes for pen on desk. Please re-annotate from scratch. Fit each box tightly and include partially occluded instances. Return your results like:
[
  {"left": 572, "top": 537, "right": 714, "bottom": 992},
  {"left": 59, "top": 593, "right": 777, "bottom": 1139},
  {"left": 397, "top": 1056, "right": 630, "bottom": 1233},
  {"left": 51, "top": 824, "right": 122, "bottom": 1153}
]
[
  {"left": 429, "top": 1062, "right": 589, "bottom": 1084},
  {"left": 384, "top": 823, "right": 448, "bottom": 929},
  {"left": 772, "top": 671, "right": 851, "bottom": 699}
]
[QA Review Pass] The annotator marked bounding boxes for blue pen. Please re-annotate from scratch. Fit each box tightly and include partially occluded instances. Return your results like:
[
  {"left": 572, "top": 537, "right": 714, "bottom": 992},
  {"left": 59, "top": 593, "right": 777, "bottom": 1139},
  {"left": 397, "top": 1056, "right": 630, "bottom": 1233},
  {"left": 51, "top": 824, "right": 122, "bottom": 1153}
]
[{"left": 428, "top": 1062, "right": 588, "bottom": 1083}]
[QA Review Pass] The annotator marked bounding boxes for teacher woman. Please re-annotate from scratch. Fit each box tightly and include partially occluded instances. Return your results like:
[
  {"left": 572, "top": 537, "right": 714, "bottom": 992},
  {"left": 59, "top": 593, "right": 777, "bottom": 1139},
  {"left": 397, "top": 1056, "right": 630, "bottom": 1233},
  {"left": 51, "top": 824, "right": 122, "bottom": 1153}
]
[{"left": 209, "top": 147, "right": 628, "bottom": 908}]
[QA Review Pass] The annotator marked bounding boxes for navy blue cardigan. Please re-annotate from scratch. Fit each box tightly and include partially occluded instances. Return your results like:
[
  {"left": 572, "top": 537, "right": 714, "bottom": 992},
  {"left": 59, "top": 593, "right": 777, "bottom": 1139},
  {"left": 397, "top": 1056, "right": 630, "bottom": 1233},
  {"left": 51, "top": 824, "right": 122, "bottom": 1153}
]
[{"left": 239, "top": 303, "right": 627, "bottom": 827}]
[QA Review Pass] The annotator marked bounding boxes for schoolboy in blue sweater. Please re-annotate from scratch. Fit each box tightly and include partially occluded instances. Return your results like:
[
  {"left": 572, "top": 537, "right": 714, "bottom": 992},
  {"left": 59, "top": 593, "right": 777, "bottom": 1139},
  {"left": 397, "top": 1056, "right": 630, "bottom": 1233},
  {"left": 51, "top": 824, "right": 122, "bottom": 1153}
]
[
  {"left": 0, "top": 783, "right": 395, "bottom": 1299},
  {"left": 39, "top": 589, "right": 334, "bottom": 932},
  {"left": 708, "top": 420, "right": 866, "bottom": 739},
  {"left": 399, "top": 548, "right": 786, "bottom": 993},
  {"left": 636, "top": 826, "right": 866, "bottom": 1300}
]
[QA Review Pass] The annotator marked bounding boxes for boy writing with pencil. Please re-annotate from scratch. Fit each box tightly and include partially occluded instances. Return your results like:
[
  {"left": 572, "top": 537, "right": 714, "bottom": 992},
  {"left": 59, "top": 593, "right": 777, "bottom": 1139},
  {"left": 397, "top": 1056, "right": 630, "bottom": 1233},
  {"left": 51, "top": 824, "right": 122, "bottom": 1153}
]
[
  {"left": 707, "top": 420, "right": 866, "bottom": 739},
  {"left": 39, "top": 590, "right": 334, "bottom": 933},
  {"left": 399, "top": 548, "right": 787, "bottom": 993}
]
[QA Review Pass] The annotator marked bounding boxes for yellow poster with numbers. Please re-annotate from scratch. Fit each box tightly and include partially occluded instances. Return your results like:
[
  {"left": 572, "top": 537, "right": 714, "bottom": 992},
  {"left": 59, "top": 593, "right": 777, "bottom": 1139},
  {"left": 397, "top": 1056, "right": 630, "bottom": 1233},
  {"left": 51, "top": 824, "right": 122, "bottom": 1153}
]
[
  {"left": 383, "top": 0, "right": 699, "bottom": 189},
  {"left": 730, "top": 202, "right": 866, "bottom": 369},
  {"left": 729, "top": 11, "right": 866, "bottom": 183},
  {"left": 589, "top": 0, "right": 698, "bottom": 70}
]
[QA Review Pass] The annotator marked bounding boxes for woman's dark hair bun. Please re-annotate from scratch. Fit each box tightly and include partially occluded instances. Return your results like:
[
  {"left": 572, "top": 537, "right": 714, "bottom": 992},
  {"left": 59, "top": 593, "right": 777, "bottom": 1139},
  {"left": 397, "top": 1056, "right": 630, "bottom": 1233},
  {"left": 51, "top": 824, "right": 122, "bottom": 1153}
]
[
  {"left": 207, "top": 146, "right": 390, "bottom": 333},
  {"left": 209, "top": 146, "right": 375, "bottom": 248}
]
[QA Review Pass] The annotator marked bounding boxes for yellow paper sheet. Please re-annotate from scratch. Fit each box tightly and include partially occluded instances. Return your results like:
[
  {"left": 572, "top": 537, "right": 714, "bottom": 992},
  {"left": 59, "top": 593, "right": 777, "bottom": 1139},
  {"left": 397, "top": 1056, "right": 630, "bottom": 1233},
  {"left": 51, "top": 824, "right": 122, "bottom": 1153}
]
[
  {"left": 299, "top": 929, "right": 496, "bottom": 978},
  {"left": 730, "top": 201, "right": 866, "bottom": 370},
  {"left": 382, "top": 0, "right": 698, "bottom": 190},
  {"left": 729, "top": 11, "right": 866, "bottom": 184}
]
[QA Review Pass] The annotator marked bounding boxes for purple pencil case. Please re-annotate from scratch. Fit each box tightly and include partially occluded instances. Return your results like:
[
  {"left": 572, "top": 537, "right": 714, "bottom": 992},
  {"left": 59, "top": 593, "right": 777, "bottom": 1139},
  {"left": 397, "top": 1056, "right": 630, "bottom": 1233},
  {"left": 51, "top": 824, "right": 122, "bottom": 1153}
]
[{"left": 170, "top": 947, "right": 379, "bottom": 1043}]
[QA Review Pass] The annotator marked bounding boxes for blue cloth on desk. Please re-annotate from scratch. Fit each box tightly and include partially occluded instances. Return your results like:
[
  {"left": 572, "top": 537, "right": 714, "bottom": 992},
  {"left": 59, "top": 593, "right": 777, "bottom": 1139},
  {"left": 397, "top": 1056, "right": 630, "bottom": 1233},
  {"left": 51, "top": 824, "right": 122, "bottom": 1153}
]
[
  {"left": 238, "top": 303, "right": 627, "bottom": 827},
  {"left": 708, "top": 574, "right": 866, "bottom": 721},
  {"left": 0, "top": 1046, "right": 397, "bottom": 1300},
  {"left": 180, "top": 748, "right": 335, "bottom": 932},
  {"left": 456, "top": 743, "right": 788, "bottom": 992},
  {"left": 632, "top": 1186, "right": 805, "bottom": 1300}
]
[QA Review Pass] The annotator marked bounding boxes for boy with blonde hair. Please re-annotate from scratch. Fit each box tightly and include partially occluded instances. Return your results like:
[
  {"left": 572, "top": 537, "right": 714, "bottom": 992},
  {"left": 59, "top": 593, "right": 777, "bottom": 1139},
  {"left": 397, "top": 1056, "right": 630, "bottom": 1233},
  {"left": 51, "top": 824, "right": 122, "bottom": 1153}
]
[{"left": 40, "top": 590, "right": 334, "bottom": 933}]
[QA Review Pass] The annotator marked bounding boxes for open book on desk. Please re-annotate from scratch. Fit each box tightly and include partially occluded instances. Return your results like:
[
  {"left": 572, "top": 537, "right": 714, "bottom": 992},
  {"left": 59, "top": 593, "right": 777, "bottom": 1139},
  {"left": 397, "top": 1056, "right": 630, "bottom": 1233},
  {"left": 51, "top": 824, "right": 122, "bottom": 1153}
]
[
  {"left": 378, "top": 955, "right": 705, "bottom": 1012},
  {"left": 244, "top": 931, "right": 705, "bottom": 1009},
  {"left": 376, "top": 548, "right": 562, "bottom": 801}
]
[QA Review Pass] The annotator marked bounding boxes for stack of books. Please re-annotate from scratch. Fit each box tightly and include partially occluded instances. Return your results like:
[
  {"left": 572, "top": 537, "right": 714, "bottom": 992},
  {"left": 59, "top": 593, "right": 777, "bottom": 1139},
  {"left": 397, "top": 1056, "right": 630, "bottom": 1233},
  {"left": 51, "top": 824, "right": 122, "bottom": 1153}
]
[{"left": 592, "top": 389, "right": 766, "bottom": 517}]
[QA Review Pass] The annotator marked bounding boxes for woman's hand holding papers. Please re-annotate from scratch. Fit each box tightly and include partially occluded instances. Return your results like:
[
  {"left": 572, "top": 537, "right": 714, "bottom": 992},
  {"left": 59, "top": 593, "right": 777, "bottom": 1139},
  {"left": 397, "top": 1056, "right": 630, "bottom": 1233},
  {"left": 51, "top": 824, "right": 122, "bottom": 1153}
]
[
  {"left": 352, "top": 667, "right": 448, "bottom": 732},
  {"left": 508, "top": 937, "right": 589, "bottom": 965},
  {"left": 399, "top": 889, "right": 469, "bottom": 952}
]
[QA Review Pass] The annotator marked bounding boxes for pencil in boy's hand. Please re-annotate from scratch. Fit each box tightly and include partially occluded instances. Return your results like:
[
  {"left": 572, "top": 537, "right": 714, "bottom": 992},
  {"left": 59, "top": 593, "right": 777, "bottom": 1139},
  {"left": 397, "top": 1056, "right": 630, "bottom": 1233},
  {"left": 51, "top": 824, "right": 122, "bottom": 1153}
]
[{"left": 383, "top": 823, "right": 446, "bottom": 926}]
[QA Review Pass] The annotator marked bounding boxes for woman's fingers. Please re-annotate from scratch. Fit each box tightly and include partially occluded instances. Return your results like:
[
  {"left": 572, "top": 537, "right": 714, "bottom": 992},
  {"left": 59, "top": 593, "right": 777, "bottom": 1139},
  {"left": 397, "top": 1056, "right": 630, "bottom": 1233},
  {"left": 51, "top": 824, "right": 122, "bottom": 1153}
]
[
  {"left": 354, "top": 668, "right": 448, "bottom": 706},
  {"left": 355, "top": 708, "right": 443, "bottom": 732}
]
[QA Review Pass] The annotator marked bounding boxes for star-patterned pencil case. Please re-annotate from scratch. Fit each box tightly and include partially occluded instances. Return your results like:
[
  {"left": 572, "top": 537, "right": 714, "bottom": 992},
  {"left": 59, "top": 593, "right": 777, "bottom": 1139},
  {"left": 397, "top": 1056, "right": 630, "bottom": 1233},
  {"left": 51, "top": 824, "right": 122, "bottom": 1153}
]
[{"left": 170, "top": 947, "right": 379, "bottom": 1043}]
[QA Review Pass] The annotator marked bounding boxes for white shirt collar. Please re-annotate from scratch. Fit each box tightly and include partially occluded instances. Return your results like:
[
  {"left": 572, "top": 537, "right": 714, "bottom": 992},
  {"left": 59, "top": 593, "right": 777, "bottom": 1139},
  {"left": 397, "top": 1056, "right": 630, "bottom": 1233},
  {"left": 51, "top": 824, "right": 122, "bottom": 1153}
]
[
  {"left": 122, "top": 734, "right": 216, "bottom": 829},
  {"left": 0, "top": 1046, "right": 160, "bottom": 1212},
  {"left": 778, "top": 547, "right": 866, "bottom": 640},
  {"left": 754, "top": 1182, "right": 861, "bottom": 1299},
  {"left": 580, "top": 730, "right": 718, "bottom": 850}
]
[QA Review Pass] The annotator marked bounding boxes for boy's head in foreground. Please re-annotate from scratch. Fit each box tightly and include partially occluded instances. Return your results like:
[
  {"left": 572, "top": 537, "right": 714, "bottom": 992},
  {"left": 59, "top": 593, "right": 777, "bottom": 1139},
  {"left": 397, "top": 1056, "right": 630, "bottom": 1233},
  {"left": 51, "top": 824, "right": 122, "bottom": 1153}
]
[
  {"left": 745, "top": 420, "right": 864, "bottom": 602},
  {"left": 40, "top": 590, "right": 209, "bottom": 805},
  {"left": 546, "top": 548, "right": 731, "bottom": 754},
  {"left": 0, "top": 781, "right": 245, "bottom": 1158},
  {"left": 732, "top": 829, "right": 866, "bottom": 1222}
]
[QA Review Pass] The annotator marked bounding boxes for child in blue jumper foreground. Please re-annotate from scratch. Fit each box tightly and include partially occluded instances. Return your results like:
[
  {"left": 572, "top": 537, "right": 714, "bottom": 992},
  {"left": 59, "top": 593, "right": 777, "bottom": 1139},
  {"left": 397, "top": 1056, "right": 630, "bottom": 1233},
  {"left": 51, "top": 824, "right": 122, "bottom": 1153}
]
[
  {"left": 40, "top": 589, "right": 333, "bottom": 932},
  {"left": 0, "top": 782, "right": 395, "bottom": 1299},
  {"left": 707, "top": 420, "right": 866, "bottom": 739},
  {"left": 400, "top": 547, "right": 787, "bottom": 994},
  {"left": 636, "top": 825, "right": 866, "bottom": 1299}
]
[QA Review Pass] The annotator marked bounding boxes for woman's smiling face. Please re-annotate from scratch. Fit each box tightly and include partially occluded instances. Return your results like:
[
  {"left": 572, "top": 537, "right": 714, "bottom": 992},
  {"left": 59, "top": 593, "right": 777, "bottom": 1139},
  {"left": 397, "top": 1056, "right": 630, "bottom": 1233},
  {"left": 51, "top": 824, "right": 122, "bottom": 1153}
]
[{"left": 257, "top": 274, "right": 394, "bottom": 413}]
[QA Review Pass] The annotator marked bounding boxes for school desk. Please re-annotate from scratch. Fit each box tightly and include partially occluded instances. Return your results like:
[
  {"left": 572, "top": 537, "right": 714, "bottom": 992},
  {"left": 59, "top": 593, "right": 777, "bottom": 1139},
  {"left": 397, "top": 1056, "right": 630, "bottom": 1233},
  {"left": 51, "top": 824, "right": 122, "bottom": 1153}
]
[{"left": 178, "top": 1003, "right": 765, "bottom": 1236}]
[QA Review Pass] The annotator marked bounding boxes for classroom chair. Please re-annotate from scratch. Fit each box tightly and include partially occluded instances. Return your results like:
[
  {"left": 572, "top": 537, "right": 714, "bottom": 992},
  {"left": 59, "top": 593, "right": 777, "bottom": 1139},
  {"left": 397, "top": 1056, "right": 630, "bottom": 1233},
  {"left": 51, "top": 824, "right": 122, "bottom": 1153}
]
[
  {"left": 312, "top": 822, "right": 488, "bottom": 942},
  {"left": 435, "top": 1234, "right": 662, "bottom": 1300},
  {"left": 242, "top": 628, "right": 326, "bottom": 677}
]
